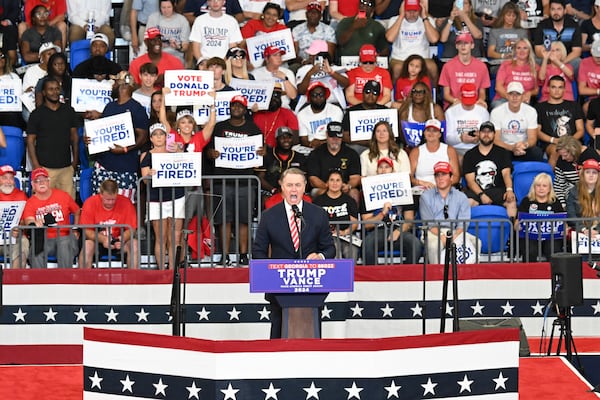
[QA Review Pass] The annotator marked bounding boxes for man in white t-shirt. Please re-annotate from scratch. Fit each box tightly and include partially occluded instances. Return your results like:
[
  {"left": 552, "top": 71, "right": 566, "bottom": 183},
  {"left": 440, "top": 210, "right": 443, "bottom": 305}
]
[
  {"left": 189, "top": 0, "right": 243, "bottom": 61},
  {"left": 490, "top": 81, "right": 543, "bottom": 161},
  {"left": 298, "top": 81, "right": 344, "bottom": 148}
]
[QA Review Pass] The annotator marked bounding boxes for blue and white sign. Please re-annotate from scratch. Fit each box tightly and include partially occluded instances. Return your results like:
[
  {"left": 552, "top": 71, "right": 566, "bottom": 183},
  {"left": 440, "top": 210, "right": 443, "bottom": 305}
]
[
  {"left": 228, "top": 78, "right": 274, "bottom": 110},
  {"left": 249, "top": 258, "right": 354, "bottom": 293},
  {"left": 151, "top": 152, "right": 202, "bottom": 188},
  {"left": 71, "top": 78, "right": 113, "bottom": 112},
  {"left": 246, "top": 29, "right": 296, "bottom": 68},
  {"left": 401, "top": 120, "right": 447, "bottom": 148},
  {"left": 0, "top": 201, "right": 25, "bottom": 244},
  {"left": 361, "top": 172, "right": 413, "bottom": 211},
  {"left": 164, "top": 70, "right": 214, "bottom": 106},
  {"left": 214, "top": 135, "right": 263, "bottom": 169},
  {"left": 349, "top": 109, "right": 399, "bottom": 142},
  {"left": 518, "top": 212, "right": 566, "bottom": 240},
  {"left": 84, "top": 111, "right": 136, "bottom": 155},
  {"left": 193, "top": 90, "right": 242, "bottom": 125},
  {"left": 0, "top": 79, "right": 22, "bottom": 112}
]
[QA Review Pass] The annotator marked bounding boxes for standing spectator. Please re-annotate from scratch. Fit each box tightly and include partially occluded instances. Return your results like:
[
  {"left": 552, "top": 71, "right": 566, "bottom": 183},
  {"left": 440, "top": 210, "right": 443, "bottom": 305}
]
[
  {"left": 492, "top": 38, "right": 539, "bottom": 108},
  {"left": 182, "top": 0, "right": 244, "bottom": 25},
  {"left": 66, "top": 0, "right": 115, "bottom": 48},
  {"left": 34, "top": 52, "right": 71, "bottom": 107},
  {"left": 0, "top": 49, "right": 24, "bottom": 130},
  {"left": 20, "top": 0, "right": 67, "bottom": 49},
  {"left": 189, "top": 0, "right": 243, "bottom": 61},
  {"left": 285, "top": 0, "right": 326, "bottom": 29},
  {"left": 146, "top": 0, "right": 190, "bottom": 64},
  {"left": 438, "top": 32, "right": 490, "bottom": 109},
  {"left": 22, "top": 43, "right": 58, "bottom": 122},
  {"left": 554, "top": 135, "right": 582, "bottom": 208},
  {"left": 133, "top": 62, "right": 159, "bottom": 116},
  {"left": 329, "top": 0, "right": 359, "bottom": 27},
  {"left": 128, "top": 27, "right": 184, "bottom": 86},
  {"left": 27, "top": 78, "right": 81, "bottom": 199},
  {"left": 0, "top": 165, "right": 29, "bottom": 269},
  {"left": 22, "top": 168, "right": 80, "bottom": 269},
  {"left": 79, "top": 179, "right": 138, "bottom": 269},
  {"left": 252, "top": 46, "right": 298, "bottom": 109},
  {"left": 490, "top": 81, "right": 543, "bottom": 161},
  {"left": 292, "top": 2, "right": 336, "bottom": 63},
  {"left": 538, "top": 41, "right": 575, "bottom": 102},
  {"left": 20, "top": 6, "right": 62, "bottom": 64},
  {"left": 345, "top": 44, "right": 393, "bottom": 106},
  {"left": 72, "top": 33, "right": 123, "bottom": 79},
  {"left": 438, "top": 0, "right": 484, "bottom": 58},
  {"left": 0, "top": 0, "right": 20, "bottom": 64},
  {"left": 374, "top": 0, "right": 403, "bottom": 27},
  {"left": 129, "top": 0, "right": 159, "bottom": 57},
  {"left": 298, "top": 82, "right": 344, "bottom": 149},
  {"left": 536, "top": 75, "right": 584, "bottom": 167},
  {"left": 360, "top": 121, "right": 410, "bottom": 176},
  {"left": 240, "top": 0, "right": 286, "bottom": 21},
  {"left": 335, "top": 0, "right": 389, "bottom": 58},
  {"left": 252, "top": 86, "right": 299, "bottom": 148}
]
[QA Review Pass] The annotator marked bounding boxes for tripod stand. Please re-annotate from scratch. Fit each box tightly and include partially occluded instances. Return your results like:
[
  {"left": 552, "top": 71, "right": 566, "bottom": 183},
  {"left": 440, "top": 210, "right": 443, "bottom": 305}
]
[
  {"left": 546, "top": 306, "right": 582, "bottom": 369},
  {"left": 440, "top": 232, "right": 459, "bottom": 333}
]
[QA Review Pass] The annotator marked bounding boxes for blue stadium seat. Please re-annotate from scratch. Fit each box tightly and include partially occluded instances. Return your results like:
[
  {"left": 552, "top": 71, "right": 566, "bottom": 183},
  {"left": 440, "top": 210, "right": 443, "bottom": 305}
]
[
  {"left": 78, "top": 127, "right": 89, "bottom": 169},
  {"left": 0, "top": 126, "right": 24, "bottom": 170},
  {"left": 70, "top": 39, "right": 91, "bottom": 70},
  {"left": 513, "top": 161, "right": 555, "bottom": 203},
  {"left": 467, "top": 205, "right": 511, "bottom": 254},
  {"left": 79, "top": 168, "right": 94, "bottom": 203}
]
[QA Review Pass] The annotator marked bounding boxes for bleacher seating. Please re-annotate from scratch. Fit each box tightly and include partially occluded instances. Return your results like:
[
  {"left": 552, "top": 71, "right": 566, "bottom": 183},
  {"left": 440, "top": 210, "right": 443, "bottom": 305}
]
[
  {"left": 513, "top": 162, "right": 555, "bottom": 203},
  {"left": 467, "top": 205, "right": 511, "bottom": 256},
  {"left": 0, "top": 126, "right": 24, "bottom": 171}
]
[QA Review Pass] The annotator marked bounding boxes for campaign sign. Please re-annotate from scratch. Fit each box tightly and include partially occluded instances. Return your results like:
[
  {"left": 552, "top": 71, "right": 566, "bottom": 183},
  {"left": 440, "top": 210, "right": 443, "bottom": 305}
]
[
  {"left": 84, "top": 111, "right": 136, "bottom": 155},
  {"left": 362, "top": 172, "right": 413, "bottom": 211},
  {"left": 349, "top": 109, "right": 399, "bottom": 142},
  {"left": 0, "top": 79, "right": 22, "bottom": 112},
  {"left": 214, "top": 135, "right": 263, "bottom": 169},
  {"left": 151, "top": 152, "right": 202, "bottom": 188},
  {"left": 246, "top": 29, "right": 296, "bottom": 68},
  {"left": 572, "top": 232, "right": 600, "bottom": 255},
  {"left": 164, "top": 70, "right": 214, "bottom": 106},
  {"left": 71, "top": 78, "right": 113, "bottom": 112},
  {"left": 401, "top": 120, "right": 447, "bottom": 148},
  {"left": 0, "top": 201, "right": 25, "bottom": 244},
  {"left": 229, "top": 78, "right": 274, "bottom": 110},
  {"left": 20, "top": 90, "right": 35, "bottom": 112},
  {"left": 518, "top": 212, "right": 566, "bottom": 240},
  {"left": 193, "top": 90, "right": 242, "bottom": 125},
  {"left": 249, "top": 258, "right": 354, "bottom": 293},
  {"left": 340, "top": 56, "right": 389, "bottom": 70}
]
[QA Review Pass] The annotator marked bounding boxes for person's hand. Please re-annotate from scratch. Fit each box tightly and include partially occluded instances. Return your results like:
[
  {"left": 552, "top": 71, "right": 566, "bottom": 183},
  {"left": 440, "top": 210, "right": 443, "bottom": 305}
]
[
  {"left": 205, "top": 148, "right": 220, "bottom": 160},
  {"left": 84, "top": 110, "right": 102, "bottom": 120},
  {"left": 131, "top": 38, "right": 140, "bottom": 57},
  {"left": 112, "top": 144, "right": 127, "bottom": 154},
  {"left": 504, "top": 190, "right": 515, "bottom": 203},
  {"left": 352, "top": 16, "right": 368, "bottom": 29},
  {"left": 306, "top": 252, "right": 323, "bottom": 260},
  {"left": 162, "top": 87, "right": 171, "bottom": 95},
  {"left": 256, "top": 146, "right": 266, "bottom": 156},
  {"left": 166, "top": 142, "right": 180, "bottom": 153},
  {"left": 476, "top": 99, "right": 488, "bottom": 109},
  {"left": 272, "top": 70, "right": 286, "bottom": 80},
  {"left": 82, "top": 135, "right": 91, "bottom": 145},
  {"left": 388, "top": 229, "right": 401, "bottom": 241},
  {"left": 420, "top": 0, "right": 429, "bottom": 17},
  {"left": 480, "top": 193, "right": 493, "bottom": 205},
  {"left": 461, "top": 132, "right": 479, "bottom": 144},
  {"left": 541, "top": 48, "right": 550, "bottom": 60}
]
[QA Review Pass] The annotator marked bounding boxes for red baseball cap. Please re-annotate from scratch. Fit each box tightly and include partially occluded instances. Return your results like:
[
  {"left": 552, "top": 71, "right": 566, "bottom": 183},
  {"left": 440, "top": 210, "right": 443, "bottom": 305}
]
[
  {"left": 582, "top": 159, "right": 600, "bottom": 171},
  {"left": 456, "top": 32, "right": 474, "bottom": 44},
  {"left": 404, "top": 0, "right": 421, "bottom": 11},
  {"left": 306, "top": 81, "right": 330, "bottom": 99},
  {"left": 230, "top": 95, "right": 248, "bottom": 107},
  {"left": 0, "top": 165, "right": 15, "bottom": 176},
  {"left": 144, "top": 27, "right": 162, "bottom": 40},
  {"left": 263, "top": 45, "right": 286, "bottom": 58},
  {"left": 307, "top": 1, "right": 322, "bottom": 11},
  {"left": 31, "top": 167, "right": 49, "bottom": 181},
  {"left": 377, "top": 157, "right": 394, "bottom": 168},
  {"left": 433, "top": 161, "right": 452, "bottom": 174},
  {"left": 359, "top": 44, "right": 377, "bottom": 63},
  {"left": 460, "top": 83, "right": 478, "bottom": 105}
]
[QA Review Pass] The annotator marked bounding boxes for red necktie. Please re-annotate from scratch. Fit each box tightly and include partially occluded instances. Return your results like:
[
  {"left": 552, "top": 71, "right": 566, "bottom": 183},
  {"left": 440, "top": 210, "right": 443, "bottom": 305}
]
[{"left": 289, "top": 210, "right": 299, "bottom": 251}]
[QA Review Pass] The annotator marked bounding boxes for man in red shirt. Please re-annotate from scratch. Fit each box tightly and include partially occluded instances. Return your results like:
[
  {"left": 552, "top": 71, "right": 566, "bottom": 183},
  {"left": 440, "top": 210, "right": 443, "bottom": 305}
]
[
  {"left": 345, "top": 44, "right": 392, "bottom": 106},
  {"left": 0, "top": 165, "right": 28, "bottom": 268},
  {"left": 79, "top": 179, "right": 138, "bottom": 269},
  {"left": 129, "top": 27, "right": 184, "bottom": 86},
  {"left": 252, "top": 85, "right": 299, "bottom": 148},
  {"left": 22, "top": 167, "right": 80, "bottom": 268}
]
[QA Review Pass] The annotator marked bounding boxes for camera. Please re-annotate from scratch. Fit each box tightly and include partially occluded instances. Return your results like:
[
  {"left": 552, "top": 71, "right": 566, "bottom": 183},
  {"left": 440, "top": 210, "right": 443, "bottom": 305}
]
[{"left": 467, "top": 130, "right": 477, "bottom": 137}]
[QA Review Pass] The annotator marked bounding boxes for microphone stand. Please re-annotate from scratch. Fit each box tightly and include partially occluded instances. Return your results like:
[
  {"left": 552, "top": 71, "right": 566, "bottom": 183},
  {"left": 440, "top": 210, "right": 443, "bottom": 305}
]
[
  {"left": 170, "top": 245, "right": 182, "bottom": 336},
  {"left": 292, "top": 205, "right": 304, "bottom": 259},
  {"left": 440, "top": 230, "right": 459, "bottom": 333}
]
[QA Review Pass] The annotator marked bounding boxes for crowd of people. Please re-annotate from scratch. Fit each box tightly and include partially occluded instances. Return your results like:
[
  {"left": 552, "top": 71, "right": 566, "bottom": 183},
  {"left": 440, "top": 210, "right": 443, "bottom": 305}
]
[{"left": 2, "top": 0, "right": 600, "bottom": 268}]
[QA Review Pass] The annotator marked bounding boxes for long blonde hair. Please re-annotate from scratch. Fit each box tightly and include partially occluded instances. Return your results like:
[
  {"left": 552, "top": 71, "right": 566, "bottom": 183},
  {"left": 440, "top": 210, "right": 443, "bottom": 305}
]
[
  {"left": 511, "top": 38, "right": 537, "bottom": 78},
  {"left": 527, "top": 173, "right": 557, "bottom": 203},
  {"left": 225, "top": 57, "right": 250, "bottom": 84}
]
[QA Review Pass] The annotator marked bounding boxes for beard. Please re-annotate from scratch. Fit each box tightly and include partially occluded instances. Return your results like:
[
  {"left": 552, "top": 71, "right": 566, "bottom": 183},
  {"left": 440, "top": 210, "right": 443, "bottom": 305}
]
[
  {"left": 311, "top": 101, "right": 326, "bottom": 112},
  {"left": 0, "top": 184, "right": 14, "bottom": 195}
]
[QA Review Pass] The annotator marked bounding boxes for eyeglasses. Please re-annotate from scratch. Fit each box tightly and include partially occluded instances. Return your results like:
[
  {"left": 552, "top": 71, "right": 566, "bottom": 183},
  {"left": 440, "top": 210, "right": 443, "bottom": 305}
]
[
  {"left": 33, "top": 178, "right": 49, "bottom": 184},
  {"left": 0, "top": 53, "right": 6, "bottom": 60},
  {"left": 411, "top": 89, "right": 426, "bottom": 94},
  {"left": 310, "top": 92, "right": 326, "bottom": 98},
  {"left": 364, "top": 89, "right": 379, "bottom": 95},
  {"left": 443, "top": 205, "right": 449, "bottom": 220},
  {"left": 35, "top": 11, "right": 50, "bottom": 18},
  {"left": 232, "top": 54, "right": 245, "bottom": 59},
  {"left": 362, "top": 61, "right": 375, "bottom": 65}
]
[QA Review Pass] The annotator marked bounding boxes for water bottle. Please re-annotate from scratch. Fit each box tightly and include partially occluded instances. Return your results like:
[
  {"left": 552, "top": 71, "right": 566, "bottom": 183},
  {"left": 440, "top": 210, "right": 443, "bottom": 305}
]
[{"left": 86, "top": 11, "right": 95, "bottom": 40}]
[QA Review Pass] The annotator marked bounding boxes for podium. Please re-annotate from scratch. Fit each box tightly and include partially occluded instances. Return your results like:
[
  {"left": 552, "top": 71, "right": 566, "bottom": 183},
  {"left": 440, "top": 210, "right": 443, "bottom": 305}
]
[{"left": 250, "top": 259, "right": 354, "bottom": 339}]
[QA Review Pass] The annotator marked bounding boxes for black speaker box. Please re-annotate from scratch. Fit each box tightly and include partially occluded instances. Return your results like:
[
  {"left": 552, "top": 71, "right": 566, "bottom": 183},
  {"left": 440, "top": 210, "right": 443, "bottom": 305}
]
[
  {"left": 459, "top": 318, "right": 530, "bottom": 357},
  {"left": 550, "top": 253, "right": 583, "bottom": 308}
]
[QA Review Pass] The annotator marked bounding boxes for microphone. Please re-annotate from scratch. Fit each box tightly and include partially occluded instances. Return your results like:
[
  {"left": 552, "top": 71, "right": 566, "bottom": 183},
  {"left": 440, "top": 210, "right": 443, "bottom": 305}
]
[{"left": 291, "top": 204, "right": 302, "bottom": 218}]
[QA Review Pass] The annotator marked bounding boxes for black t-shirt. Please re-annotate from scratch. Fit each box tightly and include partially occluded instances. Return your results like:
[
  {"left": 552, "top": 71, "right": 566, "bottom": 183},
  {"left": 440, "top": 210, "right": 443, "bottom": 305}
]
[
  {"left": 260, "top": 147, "right": 307, "bottom": 188},
  {"left": 341, "top": 103, "right": 388, "bottom": 133},
  {"left": 535, "top": 100, "right": 583, "bottom": 138},
  {"left": 306, "top": 143, "right": 360, "bottom": 183},
  {"left": 313, "top": 192, "right": 358, "bottom": 230},
  {"left": 579, "top": 147, "right": 600, "bottom": 163},
  {"left": 587, "top": 97, "right": 600, "bottom": 128},
  {"left": 463, "top": 145, "right": 512, "bottom": 190},
  {"left": 534, "top": 17, "right": 582, "bottom": 54},
  {"left": 518, "top": 197, "right": 564, "bottom": 214},
  {"left": 209, "top": 118, "right": 263, "bottom": 176}
]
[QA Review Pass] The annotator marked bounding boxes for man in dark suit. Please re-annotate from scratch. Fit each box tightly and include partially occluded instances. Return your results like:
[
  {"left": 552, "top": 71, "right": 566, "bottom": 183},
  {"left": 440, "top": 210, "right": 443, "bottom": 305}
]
[{"left": 252, "top": 167, "right": 335, "bottom": 338}]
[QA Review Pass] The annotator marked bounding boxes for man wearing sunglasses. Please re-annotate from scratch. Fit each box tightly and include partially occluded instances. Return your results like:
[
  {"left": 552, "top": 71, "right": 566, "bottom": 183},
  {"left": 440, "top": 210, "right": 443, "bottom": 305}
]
[
  {"left": 419, "top": 161, "right": 476, "bottom": 263},
  {"left": 346, "top": 44, "right": 392, "bottom": 106},
  {"left": 336, "top": 0, "right": 389, "bottom": 58},
  {"left": 298, "top": 81, "right": 344, "bottom": 149}
]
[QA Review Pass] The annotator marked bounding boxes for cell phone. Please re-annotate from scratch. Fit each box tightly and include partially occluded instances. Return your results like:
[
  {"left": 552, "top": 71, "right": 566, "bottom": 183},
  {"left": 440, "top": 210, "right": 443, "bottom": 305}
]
[
  {"left": 166, "top": 133, "right": 175, "bottom": 148},
  {"left": 467, "top": 130, "right": 477, "bottom": 137},
  {"left": 357, "top": 10, "right": 367, "bottom": 19},
  {"left": 544, "top": 34, "right": 552, "bottom": 51},
  {"left": 314, "top": 56, "right": 323, "bottom": 67},
  {"left": 455, "top": 0, "right": 464, "bottom": 10}
]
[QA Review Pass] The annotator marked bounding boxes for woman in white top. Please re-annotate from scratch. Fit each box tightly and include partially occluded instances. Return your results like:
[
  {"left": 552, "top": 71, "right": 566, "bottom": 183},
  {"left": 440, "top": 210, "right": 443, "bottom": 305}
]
[
  {"left": 360, "top": 121, "right": 409, "bottom": 176},
  {"left": 409, "top": 119, "right": 460, "bottom": 188}
]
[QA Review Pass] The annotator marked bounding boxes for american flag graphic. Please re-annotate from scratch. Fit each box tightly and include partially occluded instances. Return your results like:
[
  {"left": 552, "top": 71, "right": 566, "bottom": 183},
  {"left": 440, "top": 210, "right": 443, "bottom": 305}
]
[{"left": 83, "top": 327, "right": 520, "bottom": 399}]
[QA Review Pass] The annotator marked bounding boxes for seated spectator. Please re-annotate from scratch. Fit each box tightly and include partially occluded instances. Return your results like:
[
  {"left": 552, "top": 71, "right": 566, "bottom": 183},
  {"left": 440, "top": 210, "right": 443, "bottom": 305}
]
[
  {"left": 240, "top": 0, "right": 286, "bottom": 21},
  {"left": 0, "top": 165, "right": 29, "bottom": 269},
  {"left": 292, "top": 3, "right": 336, "bottom": 64},
  {"left": 20, "top": 5, "right": 62, "bottom": 64},
  {"left": 182, "top": 0, "right": 244, "bottom": 25},
  {"left": 34, "top": 52, "right": 71, "bottom": 107},
  {"left": 438, "top": 32, "right": 490, "bottom": 109},
  {"left": 146, "top": 0, "right": 190, "bottom": 65},
  {"left": 438, "top": 0, "right": 484, "bottom": 58},
  {"left": 409, "top": 119, "right": 460, "bottom": 188},
  {"left": 133, "top": 62, "right": 159, "bottom": 116},
  {"left": 385, "top": 0, "right": 439, "bottom": 84},
  {"left": 392, "top": 54, "right": 432, "bottom": 108},
  {"left": 241, "top": 2, "right": 286, "bottom": 40},
  {"left": 397, "top": 81, "right": 444, "bottom": 148},
  {"left": 224, "top": 47, "right": 254, "bottom": 84},
  {"left": 79, "top": 179, "right": 138, "bottom": 269},
  {"left": 472, "top": 0, "right": 507, "bottom": 27},
  {"left": 313, "top": 169, "right": 359, "bottom": 259},
  {"left": 535, "top": 75, "right": 584, "bottom": 167},
  {"left": 486, "top": 3, "right": 528, "bottom": 67},
  {"left": 253, "top": 46, "right": 298, "bottom": 109},
  {"left": 492, "top": 38, "right": 539, "bottom": 108},
  {"left": 129, "top": 27, "right": 184, "bottom": 87},
  {"left": 345, "top": 44, "right": 393, "bottom": 106},
  {"left": 361, "top": 157, "right": 422, "bottom": 265},
  {"left": 490, "top": 82, "right": 543, "bottom": 161},
  {"left": 538, "top": 41, "right": 575, "bottom": 102},
  {"left": 516, "top": 172, "right": 564, "bottom": 262},
  {"left": 581, "top": 6, "right": 600, "bottom": 53},
  {"left": 335, "top": 0, "right": 389, "bottom": 58},
  {"left": 0, "top": 49, "right": 25, "bottom": 129},
  {"left": 22, "top": 168, "right": 80, "bottom": 269},
  {"left": 253, "top": 86, "right": 299, "bottom": 148},
  {"left": 462, "top": 121, "right": 517, "bottom": 218},
  {"left": 566, "top": 159, "right": 600, "bottom": 232},
  {"left": 577, "top": 38, "right": 600, "bottom": 115},
  {"left": 67, "top": 1, "right": 115, "bottom": 48},
  {"left": 419, "top": 161, "right": 477, "bottom": 264},
  {"left": 554, "top": 135, "right": 582, "bottom": 208},
  {"left": 72, "top": 33, "right": 123, "bottom": 79},
  {"left": 298, "top": 82, "right": 344, "bottom": 149},
  {"left": 0, "top": 2, "right": 19, "bottom": 66},
  {"left": 360, "top": 121, "right": 410, "bottom": 177},
  {"left": 20, "top": 0, "right": 67, "bottom": 49}
]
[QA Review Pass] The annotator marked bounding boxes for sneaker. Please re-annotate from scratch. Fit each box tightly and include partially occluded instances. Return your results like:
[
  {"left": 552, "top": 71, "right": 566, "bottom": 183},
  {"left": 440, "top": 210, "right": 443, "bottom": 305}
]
[
  {"left": 239, "top": 253, "right": 249, "bottom": 266},
  {"left": 222, "top": 254, "right": 232, "bottom": 267}
]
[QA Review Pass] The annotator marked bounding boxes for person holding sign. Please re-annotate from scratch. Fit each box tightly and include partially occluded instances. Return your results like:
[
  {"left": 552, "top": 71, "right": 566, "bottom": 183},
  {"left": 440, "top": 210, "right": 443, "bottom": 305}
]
[
  {"left": 517, "top": 173, "right": 565, "bottom": 262},
  {"left": 397, "top": 81, "right": 444, "bottom": 149},
  {"left": 240, "top": 2, "right": 287, "bottom": 39},
  {"left": 252, "top": 45, "right": 297, "bottom": 109},
  {"left": 360, "top": 120, "right": 410, "bottom": 177},
  {"left": 361, "top": 157, "right": 422, "bottom": 265},
  {"left": 252, "top": 167, "right": 335, "bottom": 338},
  {"left": 0, "top": 165, "right": 29, "bottom": 269},
  {"left": 419, "top": 161, "right": 477, "bottom": 264},
  {"left": 345, "top": 44, "right": 392, "bottom": 106},
  {"left": 141, "top": 123, "right": 186, "bottom": 269}
]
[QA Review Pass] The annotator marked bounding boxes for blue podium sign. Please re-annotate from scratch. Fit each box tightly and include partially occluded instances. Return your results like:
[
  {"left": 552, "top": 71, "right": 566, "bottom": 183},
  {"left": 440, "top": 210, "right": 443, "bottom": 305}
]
[{"left": 249, "top": 259, "right": 354, "bottom": 294}]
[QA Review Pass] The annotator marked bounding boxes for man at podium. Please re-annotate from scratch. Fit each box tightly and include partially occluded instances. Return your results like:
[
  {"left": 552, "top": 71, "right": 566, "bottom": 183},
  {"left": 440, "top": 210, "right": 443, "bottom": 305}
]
[{"left": 252, "top": 167, "right": 335, "bottom": 338}]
